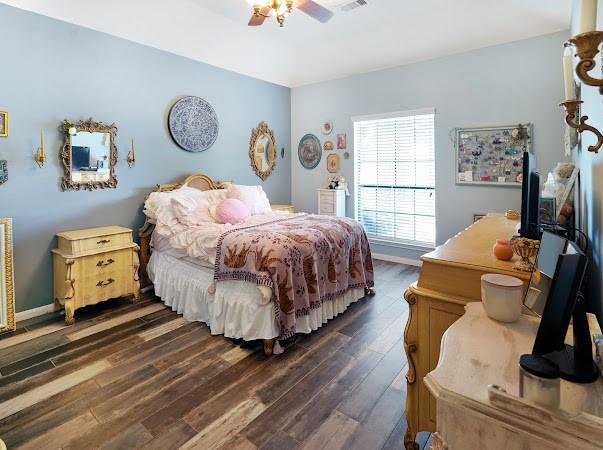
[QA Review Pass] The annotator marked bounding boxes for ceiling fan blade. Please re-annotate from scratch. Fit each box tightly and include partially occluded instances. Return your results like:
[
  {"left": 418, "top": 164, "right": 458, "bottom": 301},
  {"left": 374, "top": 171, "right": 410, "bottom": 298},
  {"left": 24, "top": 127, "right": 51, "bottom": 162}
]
[
  {"left": 248, "top": 6, "right": 272, "bottom": 26},
  {"left": 296, "top": 0, "right": 334, "bottom": 23}
]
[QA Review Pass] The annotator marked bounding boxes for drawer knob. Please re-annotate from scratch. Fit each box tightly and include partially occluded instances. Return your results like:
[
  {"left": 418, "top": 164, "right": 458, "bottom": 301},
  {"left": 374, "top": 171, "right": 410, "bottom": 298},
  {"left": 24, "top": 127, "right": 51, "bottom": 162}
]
[
  {"left": 97, "top": 239, "right": 111, "bottom": 245},
  {"left": 96, "top": 278, "right": 115, "bottom": 287},
  {"left": 96, "top": 258, "right": 115, "bottom": 267}
]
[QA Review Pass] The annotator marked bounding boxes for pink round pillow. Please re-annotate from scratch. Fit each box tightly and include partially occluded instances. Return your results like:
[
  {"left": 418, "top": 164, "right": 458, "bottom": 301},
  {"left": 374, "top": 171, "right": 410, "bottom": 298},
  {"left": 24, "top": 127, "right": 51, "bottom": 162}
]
[{"left": 215, "top": 198, "right": 250, "bottom": 224}]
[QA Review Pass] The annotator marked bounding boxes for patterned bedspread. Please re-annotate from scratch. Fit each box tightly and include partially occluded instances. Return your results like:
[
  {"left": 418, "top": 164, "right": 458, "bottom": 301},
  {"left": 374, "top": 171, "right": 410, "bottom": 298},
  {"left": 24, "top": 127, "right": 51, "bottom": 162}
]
[{"left": 213, "top": 214, "right": 374, "bottom": 340}]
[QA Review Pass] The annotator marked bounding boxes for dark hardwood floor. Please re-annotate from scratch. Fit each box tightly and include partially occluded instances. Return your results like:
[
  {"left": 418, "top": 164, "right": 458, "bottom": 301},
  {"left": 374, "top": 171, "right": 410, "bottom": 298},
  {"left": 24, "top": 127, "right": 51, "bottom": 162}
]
[{"left": 0, "top": 260, "right": 424, "bottom": 449}]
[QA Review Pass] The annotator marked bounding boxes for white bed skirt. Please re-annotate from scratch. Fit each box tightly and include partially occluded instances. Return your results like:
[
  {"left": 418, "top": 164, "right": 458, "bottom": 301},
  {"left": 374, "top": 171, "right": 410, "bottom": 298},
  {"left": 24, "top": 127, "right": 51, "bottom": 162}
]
[{"left": 148, "top": 251, "right": 365, "bottom": 341}]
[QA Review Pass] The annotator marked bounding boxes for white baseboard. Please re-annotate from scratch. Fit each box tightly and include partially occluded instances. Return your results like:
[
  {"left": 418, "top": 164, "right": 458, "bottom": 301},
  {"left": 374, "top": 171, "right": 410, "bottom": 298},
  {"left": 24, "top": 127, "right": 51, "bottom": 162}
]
[
  {"left": 16, "top": 303, "right": 56, "bottom": 322},
  {"left": 372, "top": 253, "right": 422, "bottom": 267}
]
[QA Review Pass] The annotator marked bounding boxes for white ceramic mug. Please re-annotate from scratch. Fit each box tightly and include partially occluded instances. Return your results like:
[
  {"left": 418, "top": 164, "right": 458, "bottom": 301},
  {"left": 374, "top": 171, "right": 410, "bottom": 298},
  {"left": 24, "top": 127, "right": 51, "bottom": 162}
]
[{"left": 481, "top": 273, "right": 524, "bottom": 322}]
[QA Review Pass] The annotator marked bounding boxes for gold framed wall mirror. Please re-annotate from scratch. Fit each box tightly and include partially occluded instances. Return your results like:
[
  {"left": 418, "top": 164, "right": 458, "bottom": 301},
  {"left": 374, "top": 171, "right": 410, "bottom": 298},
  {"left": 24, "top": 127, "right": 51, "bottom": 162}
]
[
  {"left": 249, "top": 121, "right": 276, "bottom": 180},
  {"left": 61, "top": 118, "right": 118, "bottom": 191},
  {"left": 0, "top": 218, "right": 15, "bottom": 334}
]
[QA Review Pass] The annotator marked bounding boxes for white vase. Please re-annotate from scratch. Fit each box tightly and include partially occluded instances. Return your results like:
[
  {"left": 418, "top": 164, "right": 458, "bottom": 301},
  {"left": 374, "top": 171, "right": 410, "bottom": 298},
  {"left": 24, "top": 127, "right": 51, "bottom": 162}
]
[{"left": 481, "top": 273, "right": 524, "bottom": 322}]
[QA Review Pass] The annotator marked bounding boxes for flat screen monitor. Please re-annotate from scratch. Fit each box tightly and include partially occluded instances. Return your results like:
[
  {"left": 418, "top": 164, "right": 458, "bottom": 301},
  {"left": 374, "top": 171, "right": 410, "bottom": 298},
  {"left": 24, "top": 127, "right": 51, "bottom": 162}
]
[
  {"left": 524, "top": 231, "right": 568, "bottom": 316},
  {"left": 520, "top": 152, "right": 536, "bottom": 237}
]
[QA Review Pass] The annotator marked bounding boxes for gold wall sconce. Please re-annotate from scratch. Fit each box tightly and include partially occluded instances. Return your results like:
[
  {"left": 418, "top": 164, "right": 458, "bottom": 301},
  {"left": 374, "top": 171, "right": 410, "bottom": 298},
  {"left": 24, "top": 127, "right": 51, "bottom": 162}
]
[
  {"left": 34, "top": 129, "right": 47, "bottom": 168},
  {"left": 126, "top": 139, "right": 135, "bottom": 168},
  {"left": 565, "top": 31, "right": 603, "bottom": 95},
  {"left": 560, "top": 100, "right": 603, "bottom": 154}
]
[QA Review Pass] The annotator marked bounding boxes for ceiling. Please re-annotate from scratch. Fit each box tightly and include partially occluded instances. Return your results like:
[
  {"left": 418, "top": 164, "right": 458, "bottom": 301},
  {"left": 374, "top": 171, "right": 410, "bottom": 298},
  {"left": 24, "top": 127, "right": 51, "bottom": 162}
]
[{"left": 1, "top": 0, "right": 570, "bottom": 87}]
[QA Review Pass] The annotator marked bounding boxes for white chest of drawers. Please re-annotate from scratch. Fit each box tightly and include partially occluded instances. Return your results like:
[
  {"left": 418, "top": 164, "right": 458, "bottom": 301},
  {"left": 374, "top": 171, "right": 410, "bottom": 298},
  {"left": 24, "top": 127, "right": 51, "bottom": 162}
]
[{"left": 317, "top": 189, "right": 346, "bottom": 217}]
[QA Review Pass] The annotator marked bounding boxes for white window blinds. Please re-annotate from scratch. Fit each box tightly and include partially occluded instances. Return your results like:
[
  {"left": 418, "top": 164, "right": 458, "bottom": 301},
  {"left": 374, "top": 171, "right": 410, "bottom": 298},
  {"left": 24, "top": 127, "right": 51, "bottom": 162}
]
[{"left": 354, "top": 109, "right": 435, "bottom": 246}]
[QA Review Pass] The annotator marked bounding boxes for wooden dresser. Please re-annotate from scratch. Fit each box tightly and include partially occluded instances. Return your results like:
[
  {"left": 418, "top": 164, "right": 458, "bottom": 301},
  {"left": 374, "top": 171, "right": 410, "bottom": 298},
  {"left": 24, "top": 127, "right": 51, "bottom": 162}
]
[
  {"left": 403, "top": 214, "right": 531, "bottom": 449},
  {"left": 425, "top": 302, "right": 603, "bottom": 450},
  {"left": 52, "top": 226, "right": 140, "bottom": 324}
]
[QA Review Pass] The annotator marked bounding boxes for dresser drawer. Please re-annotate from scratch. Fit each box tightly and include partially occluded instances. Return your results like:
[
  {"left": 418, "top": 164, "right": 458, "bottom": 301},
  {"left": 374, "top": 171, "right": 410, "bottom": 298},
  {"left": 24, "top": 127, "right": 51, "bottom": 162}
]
[
  {"left": 74, "top": 233, "right": 131, "bottom": 254},
  {"left": 319, "top": 202, "right": 335, "bottom": 215},
  {"left": 79, "top": 249, "right": 133, "bottom": 277},
  {"left": 78, "top": 270, "right": 131, "bottom": 306},
  {"left": 56, "top": 226, "right": 133, "bottom": 255}
]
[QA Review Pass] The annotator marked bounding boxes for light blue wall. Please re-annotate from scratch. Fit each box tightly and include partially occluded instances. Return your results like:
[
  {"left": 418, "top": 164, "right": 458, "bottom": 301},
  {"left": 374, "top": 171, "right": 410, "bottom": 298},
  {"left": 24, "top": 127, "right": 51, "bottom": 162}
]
[
  {"left": 0, "top": 4, "right": 291, "bottom": 312},
  {"left": 291, "top": 31, "right": 569, "bottom": 261},
  {"left": 571, "top": 0, "right": 603, "bottom": 322}
]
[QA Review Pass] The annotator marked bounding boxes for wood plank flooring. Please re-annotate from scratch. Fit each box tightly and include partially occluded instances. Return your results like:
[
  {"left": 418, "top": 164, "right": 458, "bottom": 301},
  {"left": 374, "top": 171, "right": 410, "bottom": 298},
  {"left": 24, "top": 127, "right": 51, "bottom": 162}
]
[{"left": 0, "top": 260, "right": 425, "bottom": 450}]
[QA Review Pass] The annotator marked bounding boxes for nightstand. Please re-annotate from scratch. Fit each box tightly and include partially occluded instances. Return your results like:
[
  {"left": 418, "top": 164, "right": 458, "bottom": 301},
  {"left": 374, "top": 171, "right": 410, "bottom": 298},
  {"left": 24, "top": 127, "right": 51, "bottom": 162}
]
[
  {"left": 52, "top": 226, "right": 140, "bottom": 324},
  {"left": 318, "top": 189, "right": 346, "bottom": 217},
  {"left": 271, "top": 204, "right": 295, "bottom": 213}
]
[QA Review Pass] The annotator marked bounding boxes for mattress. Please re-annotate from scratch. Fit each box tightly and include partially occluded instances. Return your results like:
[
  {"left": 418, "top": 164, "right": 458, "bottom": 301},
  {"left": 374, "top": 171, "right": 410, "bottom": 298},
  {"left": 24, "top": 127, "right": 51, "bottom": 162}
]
[{"left": 148, "top": 251, "right": 365, "bottom": 341}]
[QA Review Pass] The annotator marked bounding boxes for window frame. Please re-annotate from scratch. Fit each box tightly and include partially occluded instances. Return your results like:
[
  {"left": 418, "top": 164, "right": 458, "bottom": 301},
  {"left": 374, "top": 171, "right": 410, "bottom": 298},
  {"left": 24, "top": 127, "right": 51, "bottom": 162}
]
[{"left": 353, "top": 108, "right": 436, "bottom": 249}]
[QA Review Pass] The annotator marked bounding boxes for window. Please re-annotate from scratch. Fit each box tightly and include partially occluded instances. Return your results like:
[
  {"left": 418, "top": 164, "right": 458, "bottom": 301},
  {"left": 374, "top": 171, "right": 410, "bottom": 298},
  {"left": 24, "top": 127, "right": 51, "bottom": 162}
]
[{"left": 354, "top": 109, "right": 435, "bottom": 247}]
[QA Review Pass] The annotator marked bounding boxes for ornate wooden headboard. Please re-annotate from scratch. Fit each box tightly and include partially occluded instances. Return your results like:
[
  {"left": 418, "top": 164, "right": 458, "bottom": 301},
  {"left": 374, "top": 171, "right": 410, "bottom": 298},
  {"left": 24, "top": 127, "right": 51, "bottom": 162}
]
[{"left": 139, "top": 173, "right": 226, "bottom": 289}]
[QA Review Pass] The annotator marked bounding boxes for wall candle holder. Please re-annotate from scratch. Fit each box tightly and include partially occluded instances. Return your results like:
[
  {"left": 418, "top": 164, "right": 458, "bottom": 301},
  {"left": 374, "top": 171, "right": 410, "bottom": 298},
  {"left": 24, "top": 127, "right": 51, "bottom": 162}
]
[
  {"left": 127, "top": 139, "right": 135, "bottom": 168},
  {"left": 565, "top": 31, "right": 603, "bottom": 95},
  {"left": 34, "top": 129, "right": 46, "bottom": 168},
  {"left": 560, "top": 100, "right": 603, "bottom": 153}
]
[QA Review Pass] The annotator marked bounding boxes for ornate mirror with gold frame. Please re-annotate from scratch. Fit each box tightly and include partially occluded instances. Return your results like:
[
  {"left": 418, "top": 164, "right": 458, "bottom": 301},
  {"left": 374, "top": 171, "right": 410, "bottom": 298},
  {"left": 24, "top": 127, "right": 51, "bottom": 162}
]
[
  {"left": 0, "top": 218, "right": 15, "bottom": 334},
  {"left": 249, "top": 121, "right": 276, "bottom": 181},
  {"left": 61, "top": 118, "right": 118, "bottom": 191}
]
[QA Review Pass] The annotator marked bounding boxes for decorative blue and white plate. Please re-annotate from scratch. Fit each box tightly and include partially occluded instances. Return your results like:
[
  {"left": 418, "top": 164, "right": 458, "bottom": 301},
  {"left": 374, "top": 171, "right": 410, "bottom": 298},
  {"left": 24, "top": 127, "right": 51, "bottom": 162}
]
[{"left": 168, "top": 96, "right": 219, "bottom": 152}]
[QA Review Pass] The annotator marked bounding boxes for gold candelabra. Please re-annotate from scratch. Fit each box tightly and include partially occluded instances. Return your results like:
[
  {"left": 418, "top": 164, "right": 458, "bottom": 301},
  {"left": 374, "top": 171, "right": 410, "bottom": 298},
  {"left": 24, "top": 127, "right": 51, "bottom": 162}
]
[
  {"left": 559, "top": 100, "right": 603, "bottom": 154},
  {"left": 565, "top": 31, "right": 603, "bottom": 95}
]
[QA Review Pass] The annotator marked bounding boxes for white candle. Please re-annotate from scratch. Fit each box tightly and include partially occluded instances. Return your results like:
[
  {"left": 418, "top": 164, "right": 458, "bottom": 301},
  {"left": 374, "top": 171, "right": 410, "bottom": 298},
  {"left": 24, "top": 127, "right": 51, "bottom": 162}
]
[
  {"left": 40, "top": 129, "right": 45, "bottom": 150},
  {"left": 563, "top": 47, "right": 576, "bottom": 101},
  {"left": 577, "top": 0, "right": 598, "bottom": 34}
]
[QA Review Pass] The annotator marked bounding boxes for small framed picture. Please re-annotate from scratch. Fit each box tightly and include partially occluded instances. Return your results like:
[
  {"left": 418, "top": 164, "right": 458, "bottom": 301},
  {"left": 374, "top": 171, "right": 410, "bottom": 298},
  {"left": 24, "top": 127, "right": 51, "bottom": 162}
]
[
  {"left": 321, "top": 121, "right": 333, "bottom": 135},
  {"left": 0, "top": 112, "right": 8, "bottom": 137},
  {"left": 337, "top": 133, "right": 346, "bottom": 149}
]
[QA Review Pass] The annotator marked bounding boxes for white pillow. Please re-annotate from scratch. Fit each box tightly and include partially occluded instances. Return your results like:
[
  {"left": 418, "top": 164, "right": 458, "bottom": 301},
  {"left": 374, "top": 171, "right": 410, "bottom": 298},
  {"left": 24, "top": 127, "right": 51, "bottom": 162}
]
[
  {"left": 171, "top": 189, "right": 228, "bottom": 226},
  {"left": 143, "top": 186, "right": 199, "bottom": 224},
  {"left": 227, "top": 184, "right": 271, "bottom": 215}
]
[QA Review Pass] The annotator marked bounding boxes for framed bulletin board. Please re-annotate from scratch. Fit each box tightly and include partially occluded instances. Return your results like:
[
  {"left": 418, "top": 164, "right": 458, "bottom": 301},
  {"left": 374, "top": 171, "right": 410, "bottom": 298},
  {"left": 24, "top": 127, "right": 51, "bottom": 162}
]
[{"left": 455, "top": 124, "right": 532, "bottom": 187}]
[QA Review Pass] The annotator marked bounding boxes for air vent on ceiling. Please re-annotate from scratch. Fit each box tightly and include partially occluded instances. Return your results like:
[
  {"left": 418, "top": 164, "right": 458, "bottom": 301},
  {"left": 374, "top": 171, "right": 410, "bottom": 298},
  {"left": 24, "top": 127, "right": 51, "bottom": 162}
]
[{"left": 339, "top": 0, "right": 368, "bottom": 12}]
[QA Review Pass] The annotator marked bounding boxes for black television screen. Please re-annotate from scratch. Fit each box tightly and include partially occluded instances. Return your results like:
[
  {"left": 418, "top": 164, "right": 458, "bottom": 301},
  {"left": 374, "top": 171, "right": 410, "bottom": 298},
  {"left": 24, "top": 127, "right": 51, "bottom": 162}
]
[
  {"left": 72, "top": 146, "right": 91, "bottom": 170},
  {"left": 520, "top": 151, "right": 540, "bottom": 239}
]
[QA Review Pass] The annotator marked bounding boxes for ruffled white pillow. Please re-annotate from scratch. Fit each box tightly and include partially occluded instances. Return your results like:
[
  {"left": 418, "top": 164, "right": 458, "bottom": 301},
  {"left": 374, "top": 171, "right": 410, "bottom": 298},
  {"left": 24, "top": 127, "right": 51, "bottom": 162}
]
[
  {"left": 171, "top": 189, "right": 228, "bottom": 226},
  {"left": 143, "top": 186, "right": 201, "bottom": 225},
  {"left": 227, "top": 184, "right": 271, "bottom": 215}
]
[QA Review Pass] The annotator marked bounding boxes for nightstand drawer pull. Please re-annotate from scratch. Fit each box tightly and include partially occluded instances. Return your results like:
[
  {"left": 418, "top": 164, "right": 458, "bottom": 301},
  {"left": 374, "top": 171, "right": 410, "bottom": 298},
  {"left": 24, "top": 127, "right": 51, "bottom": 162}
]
[
  {"left": 96, "top": 258, "right": 115, "bottom": 267},
  {"left": 97, "top": 239, "right": 111, "bottom": 245},
  {"left": 96, "top": 278, "right": 115, "bottom": 287}
]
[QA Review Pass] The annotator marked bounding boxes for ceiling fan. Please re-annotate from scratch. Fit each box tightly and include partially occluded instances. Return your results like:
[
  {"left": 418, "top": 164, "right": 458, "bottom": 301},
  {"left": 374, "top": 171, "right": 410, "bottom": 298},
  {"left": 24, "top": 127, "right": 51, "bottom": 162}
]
[{"left": 248, "top": 0, "right": 334, "bottom": 27}]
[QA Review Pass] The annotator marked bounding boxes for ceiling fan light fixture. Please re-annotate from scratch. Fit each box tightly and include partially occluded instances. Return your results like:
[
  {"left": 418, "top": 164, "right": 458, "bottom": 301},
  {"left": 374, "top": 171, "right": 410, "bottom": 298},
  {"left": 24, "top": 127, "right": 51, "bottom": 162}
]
[{"left": 248, "top": 0, "right": 332, "bottom": 27}]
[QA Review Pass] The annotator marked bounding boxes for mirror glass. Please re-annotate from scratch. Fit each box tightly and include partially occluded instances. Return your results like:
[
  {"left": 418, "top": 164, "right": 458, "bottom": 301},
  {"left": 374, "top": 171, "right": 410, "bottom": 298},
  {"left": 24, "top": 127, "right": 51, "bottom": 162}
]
[
  {"left": 70, "top": 131, "right": 111, "bottom": 183},
  {"left": 0, "top": 222, "right": 7, "bottom": 329},
  {"left": 249, "top": 121, "right": 276, "bottom": 181},
  {"left": 523, "top": 232, "right": 567, "bottom": 317},
  {"left": 253, "top": 134, "right": 275, "bottom": 173},
  {"left": 0, "top": 218, "right": 15, "bottom": 333}
]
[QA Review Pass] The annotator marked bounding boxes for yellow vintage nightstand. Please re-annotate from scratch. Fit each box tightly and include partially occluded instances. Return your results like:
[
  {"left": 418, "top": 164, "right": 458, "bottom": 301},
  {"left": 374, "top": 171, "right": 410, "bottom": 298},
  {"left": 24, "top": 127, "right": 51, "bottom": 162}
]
[
  {"left": 52, "top": 226, "right": 140, "bottom": 324},
  {"left": 271, "top": 204, "right": 295, "bottom": 213}
]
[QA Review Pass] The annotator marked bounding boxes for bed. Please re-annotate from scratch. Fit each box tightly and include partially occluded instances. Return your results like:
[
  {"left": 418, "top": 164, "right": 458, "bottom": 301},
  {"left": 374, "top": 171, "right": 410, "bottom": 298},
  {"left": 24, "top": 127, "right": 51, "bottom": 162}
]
[{"left": 139, "top": 173, "right": 375, "bottom": 354}]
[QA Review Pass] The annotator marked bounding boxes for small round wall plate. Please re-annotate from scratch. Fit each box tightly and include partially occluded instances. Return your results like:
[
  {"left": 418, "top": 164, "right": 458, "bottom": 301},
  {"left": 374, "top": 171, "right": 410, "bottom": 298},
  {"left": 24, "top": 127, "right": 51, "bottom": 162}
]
[
  {"left": 323, "top": 140, "right": 334, "bottom": 151},
  {"left": 298, "top": 134, "right": 322, "bottom": 169},
  {"left": 168, "top": 96, "right": 219, "bottom": 152},
  {"left": 321, "top": 121, "right": 333, "bottom": 135},
  {"left": 343, "top": 151, "right": 350, "bottom": 160}
]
